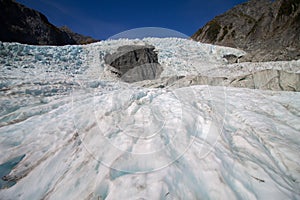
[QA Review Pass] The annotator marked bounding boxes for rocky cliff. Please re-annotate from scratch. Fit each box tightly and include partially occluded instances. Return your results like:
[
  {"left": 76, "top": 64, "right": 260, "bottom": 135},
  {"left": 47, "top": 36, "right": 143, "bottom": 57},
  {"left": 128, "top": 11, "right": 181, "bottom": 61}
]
[
  {"left": 104, "top": 45, "right": 163, "bottom": 83},
  {"left": 0, "top": 0, "right": 98, "bottom": 45},
  {"left": 192, "top": 0, "right": 300, "bottom": 62}
]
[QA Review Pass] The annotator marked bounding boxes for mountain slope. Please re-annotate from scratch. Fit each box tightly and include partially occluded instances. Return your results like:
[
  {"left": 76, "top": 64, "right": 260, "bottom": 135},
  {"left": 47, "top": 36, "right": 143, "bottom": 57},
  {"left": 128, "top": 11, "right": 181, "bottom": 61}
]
[
  {"left": 59, "top": 26, "right": 99, "bottom": 45},
  {"left": 191, "top": 0, "right": 300, "bottom": 62},
  {"left": 0, "top": 0, "right": 98, "bottom": 45}
]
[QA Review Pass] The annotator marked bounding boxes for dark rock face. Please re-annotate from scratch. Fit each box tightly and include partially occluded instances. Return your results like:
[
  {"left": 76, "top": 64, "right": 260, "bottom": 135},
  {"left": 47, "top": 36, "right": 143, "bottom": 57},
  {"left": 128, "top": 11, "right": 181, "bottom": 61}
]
[
  {"left": 104, "top": 45, "right": 163, "bottom": 83},
  {"left": 192, "top": 0, "right": 300, "bottom": 62},
  {"left": 223, "top": 54, "right": 242, "bottom": 64},
  {"left": 0, "top": 0, "right": 98, "bottom": 45}
]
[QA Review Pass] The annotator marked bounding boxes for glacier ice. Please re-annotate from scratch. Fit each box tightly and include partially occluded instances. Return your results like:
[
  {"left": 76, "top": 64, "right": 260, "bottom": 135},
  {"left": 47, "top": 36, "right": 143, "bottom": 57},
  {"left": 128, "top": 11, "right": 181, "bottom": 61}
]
[{"left": 0, "top": 38, "right": 300, "bottom": 199}]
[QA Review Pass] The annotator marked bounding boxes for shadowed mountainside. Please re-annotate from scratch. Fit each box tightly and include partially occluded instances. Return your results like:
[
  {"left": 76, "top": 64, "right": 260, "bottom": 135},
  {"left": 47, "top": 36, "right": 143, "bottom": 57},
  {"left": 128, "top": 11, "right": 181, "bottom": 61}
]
[
  {"left": 59, "top": 26, "right": 99, "bottom": 45},
  {"left": 0, "top": 0, "right": 98, "bottom": 45}
]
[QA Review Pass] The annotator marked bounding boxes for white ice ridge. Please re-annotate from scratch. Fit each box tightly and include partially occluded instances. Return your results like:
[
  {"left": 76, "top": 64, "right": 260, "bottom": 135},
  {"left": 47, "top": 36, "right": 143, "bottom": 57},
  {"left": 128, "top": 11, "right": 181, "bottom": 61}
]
[{"left": 0, "top": 38, "right": 300, "bottom": 199}]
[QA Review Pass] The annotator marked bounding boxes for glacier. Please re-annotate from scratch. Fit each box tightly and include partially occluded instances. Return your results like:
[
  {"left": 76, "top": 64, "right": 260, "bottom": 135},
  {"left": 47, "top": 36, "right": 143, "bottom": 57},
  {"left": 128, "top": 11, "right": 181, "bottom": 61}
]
[{"left": 0, "top": 38, "right": 300, "bottom": 199}]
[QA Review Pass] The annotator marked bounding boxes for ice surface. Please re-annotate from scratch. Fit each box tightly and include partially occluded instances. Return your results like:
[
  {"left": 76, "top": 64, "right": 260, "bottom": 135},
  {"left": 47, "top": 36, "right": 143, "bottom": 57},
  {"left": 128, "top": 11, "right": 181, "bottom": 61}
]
[{"left": 0, "top": 38, "right": 300, "bottom": 199}]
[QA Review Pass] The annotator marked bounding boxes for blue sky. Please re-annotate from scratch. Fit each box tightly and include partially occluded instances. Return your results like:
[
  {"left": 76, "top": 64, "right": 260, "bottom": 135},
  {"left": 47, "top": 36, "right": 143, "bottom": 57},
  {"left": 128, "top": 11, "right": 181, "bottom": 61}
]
[{"left": 16, "top": 0, "right": 247, "bottom": 40}]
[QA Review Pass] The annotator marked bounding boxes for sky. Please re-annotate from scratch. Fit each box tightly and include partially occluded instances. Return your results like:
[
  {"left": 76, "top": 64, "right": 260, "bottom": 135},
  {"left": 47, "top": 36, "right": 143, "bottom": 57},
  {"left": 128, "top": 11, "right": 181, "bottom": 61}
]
[{"left": 16, "top": 0, "right": 248, "bottom": 40}]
